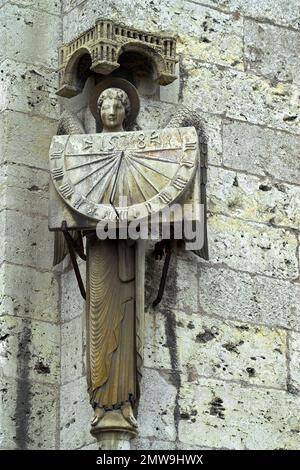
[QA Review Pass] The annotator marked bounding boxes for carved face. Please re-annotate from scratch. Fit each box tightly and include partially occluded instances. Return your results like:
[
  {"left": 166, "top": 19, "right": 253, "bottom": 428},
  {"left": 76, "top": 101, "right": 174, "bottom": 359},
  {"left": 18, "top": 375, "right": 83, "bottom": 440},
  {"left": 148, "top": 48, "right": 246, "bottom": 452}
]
[{"left": 97, "top": 88, "right": 130, "bottom": 132}]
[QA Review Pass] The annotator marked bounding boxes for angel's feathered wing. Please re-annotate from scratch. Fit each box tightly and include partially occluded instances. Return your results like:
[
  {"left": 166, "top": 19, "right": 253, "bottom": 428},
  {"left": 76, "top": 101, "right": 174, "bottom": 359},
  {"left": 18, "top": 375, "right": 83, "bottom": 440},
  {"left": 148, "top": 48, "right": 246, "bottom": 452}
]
[
  {"left": 53, "top": 111, "right": 85, "bottom": 266},
  {"left": 165, "top": 105, "right": 209, "bottom": 260}
]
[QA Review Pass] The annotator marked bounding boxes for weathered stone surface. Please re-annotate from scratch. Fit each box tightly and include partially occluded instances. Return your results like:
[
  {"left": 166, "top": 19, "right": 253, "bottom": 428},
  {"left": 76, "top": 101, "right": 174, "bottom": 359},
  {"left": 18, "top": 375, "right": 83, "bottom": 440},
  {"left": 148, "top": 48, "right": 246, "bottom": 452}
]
[
  {"left": 0, "top": 164, "right": 49, "bottom": 216},
  {"left": 0, "top": 4, "right": 61, "bottom": 69},
  {"left": 138, "top": 368, "right": 177, "bottom": 442},
  {"left": 80, "top": 442, "right": 98, "bottom": 450},
  {"left": 0, "top": 262, "right": 59, "bottom": 323},
  {"left": 144, "top": 310, "right": 172, "bottom": 370},
  {"left": 60, "top": 261, "right": 85, "bottom": 323},
  {"left": 244, "top": 20, "right": 300, "bottom": 82},
  {"left": 145, "top": 310, "right": 287, "bottom": 389},
  {"left": 0, "top": 1, "right": 61, "bottom": 15},
  {"left": 0, "top": 315, "right": 60, "bottom": 384},
  {"left": 289, "top": 331, "right": 300, "bottom": 392},
  {"left": 223, "top": 120, "right": 300, "bottom": 184},
  {"left": 61, "top": 316, "right": 84, "bottom": 385},
  {"left": 190, "top": 0, "right": 300, "bottom": 29},
  {"left": 199, "top": 265, "right": 300, "bottom": 331},
  {"left": 0, "top": 60, "right": 59, "bottom": 119},
  {"left": 207, "top": 166, "right": 300, "bottom": 230},
  {"left": 60, "top": 376, "right": 95, "bottom": 450},
  {"left": 146, "top": 252, "right": 198, "bottom": 314},
  {"left": 138, "top": 101, "right": 222, "bottom": 166},
  {"left": 0, "top": 112, "right": 58, "bottom": 170},
  {"left": 182, "top": 61, "right": 300, "bottom": 133},
  {"left": 0, "top": 210, "right": 53, "bottom": 270},
  {"left": 176, "top": 311, "right": 287, "bottom": 389},
  {"left": 63, "top": 0, "right": 244, "bottom": 72},
  {"left": 178, "top": 378, "right": 300, "bottom": 449},
  {"left": 0, "top": 375, "right": 58, "bottom": 449},
  {"left": 132, "top": 438, "right": 177, "bottom": 450},
  {"left": 208, "top": 214, "right": 298, "bottom": 280}
]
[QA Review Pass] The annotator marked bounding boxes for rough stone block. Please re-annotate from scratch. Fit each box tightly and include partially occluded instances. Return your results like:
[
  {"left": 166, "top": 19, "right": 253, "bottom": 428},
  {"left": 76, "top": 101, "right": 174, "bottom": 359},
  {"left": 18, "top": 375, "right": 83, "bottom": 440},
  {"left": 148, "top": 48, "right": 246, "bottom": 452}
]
[
  {"left": 223, "top": 120, "right": 300, "bottom": 185},
  {"left": 190, "top": 0, "right": 300, "bottom": 29},
  {"left": 182, "top": 61, "right": 300, "bottom": 133},
  {"left": 0, "top": 315, "right": 60, "bottom": 384},
  {"left": 199, "top": 265, "right": 300, "bottom": 331},
  {"left": 289, "top": 331, "right": 300, "bottom": 392},
  {"left": 244, "top": 20, "right": 300, "bottom": 82},
  {"left": 144, "top": 310, "right": 172, "bottom": 370},
  {"left": 131, "top": 438, "right": 177, "bottom": 450},
  {"left": 0, "top": 4, "right": 61, "bottom": 68},
  {"left": 0, "top": 210, "right": 54, "bottom": 270},
  {"left": 0, "top": 1, "right": 61, "bottom": 15},
  {"left": 178, "top": 378, "right": 300, "bottom": 449},
  {"left": 0, "top": 60, "right": 59, "bottom": 119},
  {"left": 208, "top": 214, "right": 298, "bottom": 280},
  {"left": 0, "top": 164, "right": 49, "bottom": 216},
  {"left": 0, "top": 262, "right": 59, "bottom": 323},
  {"left": 176, "top": 311, "right": 287, "bottom": 389},
  {"left": 0, "top": 111, "right": 58, "bottom": 170},
  {"left": 138, "top": 368, "right": 177, "bottom": 442},
  {"left": 60, "top": 376, "right": 95, "bottom": 450},
  {"left": 0, "top": 375, "right": 58, "bottom": 449},
  {"left": 61, "top": 316, "right": 84, "bottom": 385},
  {"left": 146, "top": 252, "right": 198, "bottom": 314},
  {"left": 62, "top": 0, "right": 244, "bottom": 70},
  {"left": 60, "top": 261, "right": 86, "bottom": 323},
  {"left": 207, "top": 166, "right": 300, "bottom": 230}
]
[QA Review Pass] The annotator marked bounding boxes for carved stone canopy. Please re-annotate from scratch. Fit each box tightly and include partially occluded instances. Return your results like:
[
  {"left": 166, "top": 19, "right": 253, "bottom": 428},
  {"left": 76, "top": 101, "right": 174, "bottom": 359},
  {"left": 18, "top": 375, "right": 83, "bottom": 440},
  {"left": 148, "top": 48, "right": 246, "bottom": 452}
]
[{"left": 57, "top": 18, "right": 178, "bottom": 98}]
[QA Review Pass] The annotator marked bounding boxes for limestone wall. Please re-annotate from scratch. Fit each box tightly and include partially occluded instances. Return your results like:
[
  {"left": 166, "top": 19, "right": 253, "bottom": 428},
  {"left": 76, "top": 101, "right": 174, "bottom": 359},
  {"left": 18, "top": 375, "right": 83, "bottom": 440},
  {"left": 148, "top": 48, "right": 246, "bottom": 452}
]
[{"left": 1, "top": 0, "right": 300, "bottom": 450}]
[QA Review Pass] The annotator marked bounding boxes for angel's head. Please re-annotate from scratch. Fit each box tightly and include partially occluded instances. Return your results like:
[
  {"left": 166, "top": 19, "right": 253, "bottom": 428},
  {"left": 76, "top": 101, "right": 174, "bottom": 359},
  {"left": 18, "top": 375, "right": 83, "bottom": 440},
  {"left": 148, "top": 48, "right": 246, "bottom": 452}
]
[{"left": 97, "top": 88, "right": 131, "bottom": 133}]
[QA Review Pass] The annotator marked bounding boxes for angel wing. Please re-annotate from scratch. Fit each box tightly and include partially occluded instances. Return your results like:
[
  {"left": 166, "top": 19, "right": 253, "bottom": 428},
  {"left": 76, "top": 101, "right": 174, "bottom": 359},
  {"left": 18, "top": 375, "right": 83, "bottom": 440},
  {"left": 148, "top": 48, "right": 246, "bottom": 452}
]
[
  {"left": 165, "top": 105, "right": 209, "bottom": 260},
  {"left": 53, "top": 111, "right": 85, "bottom": 266}
]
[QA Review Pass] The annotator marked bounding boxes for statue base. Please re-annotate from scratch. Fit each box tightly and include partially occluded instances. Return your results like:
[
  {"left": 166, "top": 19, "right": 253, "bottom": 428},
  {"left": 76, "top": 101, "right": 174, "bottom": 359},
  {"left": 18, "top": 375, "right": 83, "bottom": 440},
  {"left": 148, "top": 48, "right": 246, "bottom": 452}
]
[{"left": 90, "top": 409, "right": 138, "bottom": 450}]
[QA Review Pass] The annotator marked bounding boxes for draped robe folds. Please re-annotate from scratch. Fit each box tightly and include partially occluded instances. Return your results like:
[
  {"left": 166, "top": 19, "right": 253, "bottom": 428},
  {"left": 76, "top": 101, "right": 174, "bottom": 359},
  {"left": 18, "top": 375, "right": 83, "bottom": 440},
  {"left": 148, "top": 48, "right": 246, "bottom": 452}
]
[{"left": 86, "top": 236, "right": 143, "bottom": 410}]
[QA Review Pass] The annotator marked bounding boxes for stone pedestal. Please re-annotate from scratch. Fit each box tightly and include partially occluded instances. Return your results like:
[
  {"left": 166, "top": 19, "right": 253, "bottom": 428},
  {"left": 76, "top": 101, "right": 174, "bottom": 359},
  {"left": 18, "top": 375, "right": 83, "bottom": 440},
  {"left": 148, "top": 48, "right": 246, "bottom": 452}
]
[{"left": 90, "top": 410, "right": 137, "bottom": 450}]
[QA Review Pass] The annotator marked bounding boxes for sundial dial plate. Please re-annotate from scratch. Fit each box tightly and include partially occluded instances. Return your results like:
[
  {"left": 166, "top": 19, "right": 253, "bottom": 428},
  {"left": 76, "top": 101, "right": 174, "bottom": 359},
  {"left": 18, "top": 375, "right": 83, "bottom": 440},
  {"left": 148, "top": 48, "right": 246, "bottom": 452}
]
[{"left": 49, "top": 127, "right": 199, "bottom": 223}]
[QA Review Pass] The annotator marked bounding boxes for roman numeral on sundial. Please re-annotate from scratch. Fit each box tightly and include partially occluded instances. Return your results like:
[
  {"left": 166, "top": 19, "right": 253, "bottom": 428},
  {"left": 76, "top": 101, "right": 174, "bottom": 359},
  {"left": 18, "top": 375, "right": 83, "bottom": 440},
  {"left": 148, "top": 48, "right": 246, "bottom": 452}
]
[
  {"left": 172, "top": 175, "right": 188, "bottom": 190},
  {"left": 159, "top": 191, "right": 172, "bottom": 204},
  {"left": 50, "top": 150, "right": 63, "bottom": 160},
  {"left": 51, "top": 167, "right": 64, "bottom": 180},
  {"left": 59, "top": 182, "right": 74, "bottom": 199},
  {"left": 183, "top": 140, "right": 197, "bottom": 151}
]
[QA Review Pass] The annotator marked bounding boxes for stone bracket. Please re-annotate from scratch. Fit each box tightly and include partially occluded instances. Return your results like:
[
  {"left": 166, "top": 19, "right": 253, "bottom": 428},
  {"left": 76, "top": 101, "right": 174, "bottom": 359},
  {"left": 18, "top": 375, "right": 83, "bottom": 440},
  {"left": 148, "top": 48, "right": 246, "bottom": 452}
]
[{"left": 56, "top": 18, "right": 178, "bottom": 97}]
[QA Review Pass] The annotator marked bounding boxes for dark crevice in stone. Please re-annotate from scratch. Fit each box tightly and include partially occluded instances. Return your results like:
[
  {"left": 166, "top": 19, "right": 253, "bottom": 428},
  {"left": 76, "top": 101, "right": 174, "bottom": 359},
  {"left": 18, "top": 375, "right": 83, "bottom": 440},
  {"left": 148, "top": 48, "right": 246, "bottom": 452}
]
[
  {"left": 15, "top": 320, "right": 32, "bottom": 450},
  {"left": 161, "top": 309, "right": 181, "bottom": 441},
  {"left": 0, "top": 334, "right": 9, "bottom": 341},
  {"left": 195, "top": 329, "right": 217, "bottom": 343},
  {"left": 34, "top": 361, "right": 50, "bottom": 375},
  {"left": 209, "top": 396, "right": 225, "bottom": 419}
]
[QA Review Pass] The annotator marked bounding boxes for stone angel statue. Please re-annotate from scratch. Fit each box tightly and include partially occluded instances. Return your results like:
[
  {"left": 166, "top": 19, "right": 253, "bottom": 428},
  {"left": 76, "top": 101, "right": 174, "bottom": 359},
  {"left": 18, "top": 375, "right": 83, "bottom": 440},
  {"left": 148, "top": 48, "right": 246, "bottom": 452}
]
[{"left": 53, "top": 77, "right": 208, "bottom": 446}]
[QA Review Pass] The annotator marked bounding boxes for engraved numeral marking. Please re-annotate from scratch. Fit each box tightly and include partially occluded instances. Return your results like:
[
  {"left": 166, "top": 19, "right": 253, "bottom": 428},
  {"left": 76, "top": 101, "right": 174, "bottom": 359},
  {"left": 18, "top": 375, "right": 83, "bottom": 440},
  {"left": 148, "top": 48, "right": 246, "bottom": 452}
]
[
  {"left": 50, "top": 150, "right": 63, "bottom": 160},
  {"left": 86, "top": 205, "right": 97, "bottom": 216},
  {"left": 172, "top": 175, "right": 188, "bottom": 190},
  {"left": 83, "top": 138, "right": 93, "bottom": 150},
  {"left": 150, "top": 131, "right": 161, "bottom": 146},
  {"left": 73, "top": 195, "right": 85, "bottom": 209},
  {"left": 183, "top": 140, "right": 197, "bottom": 151},
  {"left": 159, "top": 191, "right": 172, "bottom": 204},
  {"left": 137, "top": 132, "right": 146, "bottom": 149},
  {"left": 180, "top": 159, "right": 194, "bottom": 168},
  {"left": 51, "top": 167, "right": 64, "bottom": 180},
  {"left": 145, "top": 201, "right": 155, "bottom": 214},
  {"left": 59, "top": 182, "right": 74, "bottom": 199}
]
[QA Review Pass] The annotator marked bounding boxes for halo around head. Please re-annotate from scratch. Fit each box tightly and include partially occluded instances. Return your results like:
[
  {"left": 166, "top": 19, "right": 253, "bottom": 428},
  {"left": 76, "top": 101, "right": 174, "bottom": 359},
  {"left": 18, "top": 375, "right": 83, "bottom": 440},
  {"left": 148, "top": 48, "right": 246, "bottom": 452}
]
[{"left": 90, "top": 78, "right": 140, "bottom": 126}]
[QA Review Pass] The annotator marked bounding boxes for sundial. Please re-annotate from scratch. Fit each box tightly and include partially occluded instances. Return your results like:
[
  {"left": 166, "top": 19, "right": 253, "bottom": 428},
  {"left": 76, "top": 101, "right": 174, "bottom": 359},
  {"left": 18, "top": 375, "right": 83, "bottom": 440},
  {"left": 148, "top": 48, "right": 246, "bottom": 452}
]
[
  {"left": 49, "top": 127, "right": 199, "bottom": 226},
  {"left": 49, "top": 25, "right": 208, "bottom": 450}
]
